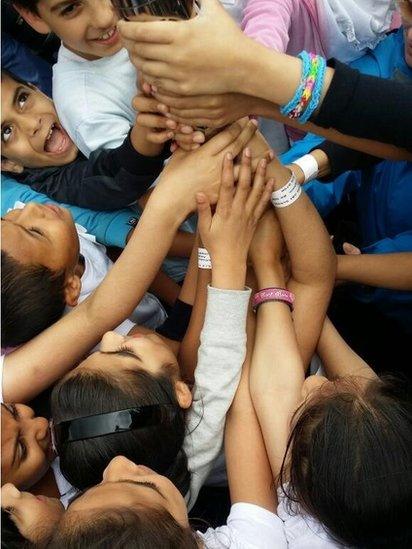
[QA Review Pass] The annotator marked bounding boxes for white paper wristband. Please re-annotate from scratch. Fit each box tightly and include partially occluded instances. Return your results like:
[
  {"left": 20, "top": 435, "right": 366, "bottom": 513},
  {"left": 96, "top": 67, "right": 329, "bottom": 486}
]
[
  {"left": 271, "top": 171, "right": 302, "bottom": 208},
  {"left": 198, "top": 247, "right": 212, "bottom": 269},
  {"left": 291, "top": 154, "right": 319, "bottom": 183}
]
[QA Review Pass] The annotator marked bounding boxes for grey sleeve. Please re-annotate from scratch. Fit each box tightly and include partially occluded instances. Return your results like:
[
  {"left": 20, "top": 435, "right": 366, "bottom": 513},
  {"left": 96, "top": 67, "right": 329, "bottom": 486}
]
[{"left": 184, "top": 285, "right": 251, "bottom": 510}]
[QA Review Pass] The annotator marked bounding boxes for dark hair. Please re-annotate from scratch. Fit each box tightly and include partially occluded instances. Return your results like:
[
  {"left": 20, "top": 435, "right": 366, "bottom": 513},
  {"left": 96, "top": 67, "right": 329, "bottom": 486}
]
[
  {"left": 51, "top": 367, "right": 190, "bottom": 494},
  {"left": 1, "top": 251, "right": 66, "bottom": 347},
  {"left": 280, "top": 377, "right": 412, "bottom": 548},
  {"left": 7, "top": 0, "right": 40, "bottom": 15},
  {"left": 46, "top": 507, "right": 198, "bottom": 549},
  {"left": 1, "top": 69, "right": 32, "bottom": 88},
  {"left": 1, "top": 510, "right": 33, "bottom": 549}
]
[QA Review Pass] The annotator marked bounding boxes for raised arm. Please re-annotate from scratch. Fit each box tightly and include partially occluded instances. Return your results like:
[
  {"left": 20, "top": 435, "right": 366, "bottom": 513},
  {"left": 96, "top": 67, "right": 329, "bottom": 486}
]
[
  {"left": 2, "top": 120, "right": 258, "bottom": 403},
  {"left": 266, "top": 159, "right": 336, "bottom": 366}
]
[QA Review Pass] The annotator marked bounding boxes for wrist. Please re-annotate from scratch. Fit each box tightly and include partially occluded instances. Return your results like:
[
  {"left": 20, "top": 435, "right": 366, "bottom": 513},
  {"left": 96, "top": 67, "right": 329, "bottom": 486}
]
[
  {"left": 211, "top": 258, "right": 246, "bottom": 291},
  {"left": 286, "top": 163, "right": 305, "bottom": 185},
  {"left": 256, "top": 264, "right": 285, "bottom": 289}
]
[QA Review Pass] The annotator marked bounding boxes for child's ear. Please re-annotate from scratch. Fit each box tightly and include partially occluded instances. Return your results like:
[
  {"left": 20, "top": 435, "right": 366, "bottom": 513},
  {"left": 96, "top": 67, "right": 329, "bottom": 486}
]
[
  {"left": 12, "top": 4, "right": 52, "bottom": 34},
  {"left": 1, "top": 159, "right": 24, "bottom": 174},
  {"left": 63, "top": 274, "right": 82, "bottom": 308},
  {"left": 174, "top": 381, "right": 192, "bottom": 410}
]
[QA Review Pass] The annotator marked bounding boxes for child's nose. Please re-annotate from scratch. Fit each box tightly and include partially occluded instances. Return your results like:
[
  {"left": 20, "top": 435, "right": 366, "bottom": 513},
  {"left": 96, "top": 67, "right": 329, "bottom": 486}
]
[
  {"left": 22, "top": 115, "right": 42, "bottom": 138},
  {"left": 31, "top": 416, "right": 50, "bottom": 442},
  {"left": 92, "top": 0, "right": 117, "bottom": 29}
]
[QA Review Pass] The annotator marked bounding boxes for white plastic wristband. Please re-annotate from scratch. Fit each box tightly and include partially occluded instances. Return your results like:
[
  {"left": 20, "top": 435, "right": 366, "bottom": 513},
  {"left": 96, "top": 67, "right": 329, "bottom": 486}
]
[
  {"left": 198, "top": 247, "right": 212, "bottom": 269},
  {"left": 291, "top": 154, "right": 319, "bottom": 183},
  {"left": 271, "top": 171, "right": 302, "bottom": 208}
]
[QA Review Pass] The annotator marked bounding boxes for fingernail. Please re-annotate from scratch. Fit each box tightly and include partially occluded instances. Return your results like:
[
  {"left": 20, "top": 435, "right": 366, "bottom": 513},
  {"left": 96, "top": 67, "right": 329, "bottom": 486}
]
[
  {"left": 151, "top": 85, "right": 158, "bottom": 93},
  {"left": 226, "top": 152, "right": 233, "bottom": 160},
  {"left": 166, "top": 120, "right": 177, "bottom": 129},
  {"left": 250, "top": 119, "right": 259, "bottom": 127},
  {"left": 167, "top": 132, "right": 174, "bottom": 139},
  {"left": 244, "top": 147, "right": 251, "bottom": 158},
  {"left": 193, "top": 134, "right": 205, "bottom": 143},
  {"left": 260, "top": 158, "right": 267, "bottom": 168}
]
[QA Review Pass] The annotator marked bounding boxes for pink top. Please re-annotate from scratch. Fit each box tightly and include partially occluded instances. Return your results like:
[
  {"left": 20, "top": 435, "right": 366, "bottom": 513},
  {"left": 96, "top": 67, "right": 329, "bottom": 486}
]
[{"left": 241, "top": 0, "right": 326, "bottom": 56}]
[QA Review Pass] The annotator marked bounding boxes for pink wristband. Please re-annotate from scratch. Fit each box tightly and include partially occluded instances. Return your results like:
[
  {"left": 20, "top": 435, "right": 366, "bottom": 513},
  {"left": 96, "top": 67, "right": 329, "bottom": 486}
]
[{"left": 252, "top": 288, "right": 295, "bottom": 312}]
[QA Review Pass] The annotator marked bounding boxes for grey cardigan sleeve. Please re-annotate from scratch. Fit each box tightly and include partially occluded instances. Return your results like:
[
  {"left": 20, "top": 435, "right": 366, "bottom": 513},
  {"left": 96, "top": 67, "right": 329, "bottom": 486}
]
[{"left": 183, "top": 285, "right": 251, "bottom": 510}]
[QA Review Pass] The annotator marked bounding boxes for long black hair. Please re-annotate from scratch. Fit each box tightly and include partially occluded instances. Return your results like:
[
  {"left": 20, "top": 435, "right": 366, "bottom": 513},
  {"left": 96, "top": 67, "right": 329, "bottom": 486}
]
[
  {"left": 51, "top": 366, "right": 190, "bottom": 495},
  {"left": 280, "top": 376, "right": 412, "bottom": 548}
]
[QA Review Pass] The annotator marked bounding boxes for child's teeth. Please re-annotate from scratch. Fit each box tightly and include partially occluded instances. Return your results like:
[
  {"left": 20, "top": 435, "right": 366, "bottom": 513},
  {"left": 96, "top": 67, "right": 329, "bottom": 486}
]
[{"left": 100, "top": 29, "right": 114, "bottom": 40}]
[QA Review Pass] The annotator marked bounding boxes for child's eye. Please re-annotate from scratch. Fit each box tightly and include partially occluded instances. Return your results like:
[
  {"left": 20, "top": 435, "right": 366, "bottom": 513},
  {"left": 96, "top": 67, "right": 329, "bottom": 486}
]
[
  {"left": 60, "top": 2, "right": 80, "bottom": 16},
  {"left": 17, "top": 91, "right": 29, "bottom": 110},
  {"left": 18, "top": 439, "right": 28, "bottom": 462},
  {"left": 29, "top": 227, "right": 44, "bottom": 236},
  {"left": 1, "top": 125, "right": 13, "bottom": 143}
]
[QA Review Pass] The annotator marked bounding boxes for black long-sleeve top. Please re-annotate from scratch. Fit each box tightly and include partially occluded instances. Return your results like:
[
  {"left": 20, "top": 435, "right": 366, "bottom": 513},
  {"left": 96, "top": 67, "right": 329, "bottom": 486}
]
[
  {"left": 312, "top": 60, "right": 412, "bottom": 152},
  {"left": 16, "top": 131, "right": 169, "bottom": 211}
]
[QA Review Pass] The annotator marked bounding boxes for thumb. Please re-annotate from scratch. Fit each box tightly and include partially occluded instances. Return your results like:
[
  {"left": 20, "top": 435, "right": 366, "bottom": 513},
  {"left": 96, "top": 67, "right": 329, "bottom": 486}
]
[
  {"left": 196, "top": 192, "right": 212, "bottom": 238},
  {"left": 343, "top": 242, "right": 361, "bottom": 255}
]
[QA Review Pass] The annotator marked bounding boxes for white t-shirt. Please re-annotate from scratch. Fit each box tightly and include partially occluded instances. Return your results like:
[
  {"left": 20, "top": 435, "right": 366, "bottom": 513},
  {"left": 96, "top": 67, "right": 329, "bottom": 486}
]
[
  {"left": 199, "top": 498, "right": 342, "bottom": 548},
  {"left": 69, "top": 224, "right": 167, "bottom": 334},
  {"left": 53, "top": 46, "right": 137, "bottom": 158},
  {"left": 199, "top": 503, "right": 287, "bottom": 548}
]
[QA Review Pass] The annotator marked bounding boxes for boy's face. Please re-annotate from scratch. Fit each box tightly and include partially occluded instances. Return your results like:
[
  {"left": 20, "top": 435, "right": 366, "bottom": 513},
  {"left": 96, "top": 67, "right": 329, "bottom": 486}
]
[
  {"left": 1, "top": 73, "right": 78, "bottom": 172},
  {"left": 1, "top": 202, "right": 80, "bottom": 274},
  {"left": 1, "top": 404, "right": 54, "bottom": 489},
  {"left": 15, "top": 0, "right": 122, "bottom": 61}
]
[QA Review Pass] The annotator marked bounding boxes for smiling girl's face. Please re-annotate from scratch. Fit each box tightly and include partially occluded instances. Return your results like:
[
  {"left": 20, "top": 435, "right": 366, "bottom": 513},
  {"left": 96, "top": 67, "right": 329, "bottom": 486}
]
[{"left": 1, "top": 404, "right": 54, "bottom": 490}]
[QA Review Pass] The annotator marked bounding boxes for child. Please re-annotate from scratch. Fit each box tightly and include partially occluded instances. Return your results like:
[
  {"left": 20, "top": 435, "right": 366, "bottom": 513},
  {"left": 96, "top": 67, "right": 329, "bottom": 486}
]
[
  {"left": 1, "top": 200, "right": 167, "bottom": 346},
  {"left": 0, "top": 69, "right": 189, "bottom": 210}
]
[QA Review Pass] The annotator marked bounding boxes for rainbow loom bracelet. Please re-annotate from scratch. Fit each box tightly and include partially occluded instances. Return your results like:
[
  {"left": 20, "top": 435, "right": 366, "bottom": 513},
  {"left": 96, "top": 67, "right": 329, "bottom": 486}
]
[
  {"left": 299, "top": 55, "right": 327, "bottom": 123},
  {"left": 280, "top": 51, "right": 311, "bottom": 118},
  {"left": 289, "top": 53, "right": 320, "bottom": 119}
]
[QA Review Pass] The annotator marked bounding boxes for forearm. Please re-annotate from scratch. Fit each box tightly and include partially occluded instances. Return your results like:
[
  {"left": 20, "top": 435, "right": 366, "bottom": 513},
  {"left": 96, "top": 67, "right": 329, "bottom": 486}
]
[
  {"left": 337, "top": 253, "right": 412, "bottom": 290},
  {"left": 179, "top": 264, "right": 212, "bottom": 384},
  {"left": 168, "top": 230, "right": 195, "bottom": 258},
  {"left": 253, "top": 99, "right": 412, "bottom": 161},
  {"left": 251, "top": 265, "right": 303, "bottom": 479},
  {"left": 317, "top": 317, "right": 377, "bottom": 380},
  {"left": 268, "top": 164, "right": 336, "bottom": 287},
  {"left": 226, "top": 308, "right": 277, "bottom": 511},
  {"left": 149, "top": 270, "right": 180, "bottom": 305}
]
